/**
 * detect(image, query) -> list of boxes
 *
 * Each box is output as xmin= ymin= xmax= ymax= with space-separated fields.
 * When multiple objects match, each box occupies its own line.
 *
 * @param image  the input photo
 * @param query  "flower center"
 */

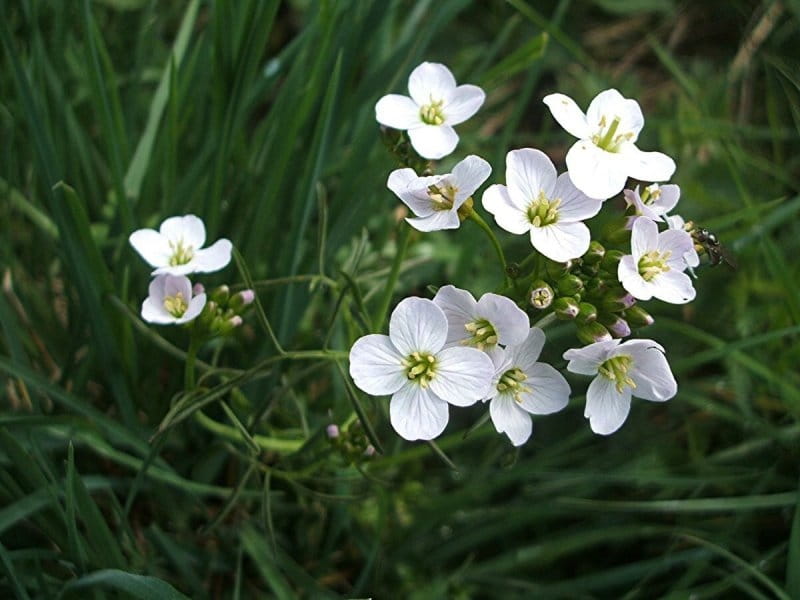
xmin=527 ymin=191 xmax=561 ymax=227
xmin=427 ymin=183 xmax=458 ymax=211
xmin=640 ymin=184 xmax=660 ymax=206
xmin=463 ymin=318 xmax=498 ymax=350
xmin=168 ymin=239 xmax=195 ymax=266
xmin=598 ymin=354 xmax=636 ymax=394
xmin=496 ymin=367 xmax=530 ymax=403
xmin=402 ymin=351 xmax=437 ymax=388
xmin=163 ymin=292 xmax=188 ymax=317
xmin=637 ymin=250 xmax=672 ymax=281
xmin=591 ymin=115 xmax=635 ymax=152
xmin=419 ymin=99 xmax=445 ymax=125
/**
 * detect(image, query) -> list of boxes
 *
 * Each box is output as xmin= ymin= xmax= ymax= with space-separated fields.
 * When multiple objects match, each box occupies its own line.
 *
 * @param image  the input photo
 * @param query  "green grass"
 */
xmin=1 ymin=0 xmax=799 ymax=597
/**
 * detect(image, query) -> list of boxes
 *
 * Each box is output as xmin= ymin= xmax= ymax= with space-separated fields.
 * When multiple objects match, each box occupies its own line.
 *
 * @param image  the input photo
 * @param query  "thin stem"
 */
xmin=193 ymin=410 xmax=304 ymax=453
xmin=372 ymin=222 xmax=411 ymax=331
xmin=184 ymin=331 xmax=200 ymax=390
xmin=532 ymin=312 xmax=557 ymax=330
xmin=467 ymin=207 xmax=511 ymax=287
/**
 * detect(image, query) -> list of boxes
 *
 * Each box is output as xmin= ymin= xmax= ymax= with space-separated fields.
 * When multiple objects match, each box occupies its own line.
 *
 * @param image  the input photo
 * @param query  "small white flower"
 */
xmin=129 ymin=214 xmax=232 ymax=276
xmin=665 ymin=213 xmax=700 ymax=268
xmin=349 ymin=297 xmax=494 ymax=441
xmin=543 ymin=89 xmax=676 ymax=200
xmin=387 ymin=155 xmax=491 ymax=232
xmin=141 ymin=274 xmax=207 ymax=325
xmin=564 ymin=338 xmax=677 ymax=435
xmin=485 ymin=328 xmax=570 ymax=446
xmin=375 ymin=62 xmax=485 ymax=160
xmin=482 ymin=148 xmax=602 ymax=262
xmin=618 ymin=217 xmax=696 ymax=304
xmin=432 ymin=285 xmax=529 ymax=355
xmin=624 ymin=183 xmax=680 ymax=223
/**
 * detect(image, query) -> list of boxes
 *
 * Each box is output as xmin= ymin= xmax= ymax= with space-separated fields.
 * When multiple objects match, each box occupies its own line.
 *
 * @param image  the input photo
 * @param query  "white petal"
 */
xmin=505 ymin=327 xmax=546 ymax=370
xmin=618 ymin=255 xmax=654 ymax=301
xmin=432 ymin=285 xmax=477 ymax=345
xmin=162 ymin=273 xmax=192 ymax=300
xmin=129 ymin=229 xmax=171 ymax=268
xmin=658 ymin=229 xmax=694 ymax=269
xmin=160 ymin=215 xmax=206 ymax=248
xmin=408 ymin=62 xmax=456 ymax=106
xmin=406 ymin=211 xmax=460 ymax=232
xmin=566 ymin=141 xmax=629 ymax=200
xmin=387 ymin=168 xmax=417 ymax=198
xmin=617 ymin=144 xmax=676 ymax=183
xmin=585 ymin=375 xmax=632 ymax=435
xmin=451 ymin=155 xmax=491 ymax=200
xmin=551 ymin=173 xmax=602 ymax=221
xmin=585 ymin=89 xmax=644 ymax=140
xmin=490 ymin=395 xmax=532 ymax=446
xmin=390 ymin=384 xmax=449 ymax=441
xmin=563 ymin=339 xmax=621 ymax=375
xmin=652 ymin=184 xmax=680 ymax=214
xmin=653 ymin=270 xmax=696 ymax=304
xmin=623 ymin=340 xmax=677 ymax=402
xmin=482 ymin=184 xmax=530 ymax=235
xmin=176 ymin=293 xmax=207 ymax=324
xmin=397 ymin=174 xmax=443 ymax=218
xmin=349 ymin=334 xmax=407 ymax=396
xmin=146 ymin=274 xmax=168 ymax=304
xmin=407 ymin=124 xmax=459 ymax=160
xmin=518 ymin=363 xmax=571 ymax=415
xmin=631 ymin=216 xmax=658 ymax=260
xmin=530 ymin=222 xmax=590 ymax=262
xmin=624 ymin=187 xmax=662 ymax=221
xmin=389 ymin=297 xmax=447 ymax=356
xmin=430 ymin=346 xmax=494 ymax=406
xmin=542 ymin=93 xmax=591 ymax=139
xmin=506 ymin=148 xmax=557 ymax=208
xmin=141 ymin=297 xmax=173 ymax=324
xmin=444 ymin=84 xmax=485 ymax=125
xmin=475 ymin=293 xmax=529 ymax=347
xmin=190 ymin=239 xmax=232 ymax=273
xmin=375 ymin=94 xmax=421 ymax=130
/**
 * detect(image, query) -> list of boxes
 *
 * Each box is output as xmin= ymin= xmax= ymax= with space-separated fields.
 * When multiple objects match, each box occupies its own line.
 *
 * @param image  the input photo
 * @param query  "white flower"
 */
xmin=624 ymin=183 xmax=680 ymax=223
xmin=141 ymin=274 xmax=207 ymax=325
xmin=618 ymin=217 xmax=696 ymax=304
xmin=387 ymin=155 xmax=491 ymax=232
xmin=432 ymin=285 xmax=529 ymax=355
xmin=564 ymin=338 xmax=677 ymax=435
xmin=665 ymin=214 xmax=700 ymax=268
xmin=543 ymin=89 xmax=676 ymax=200
xmin=349 ymin=297 xmax=494 ymax=441
xmin=485 ymin=328 xmax=570 ymax=446
xmin=375 ymin=62 xmax=485 ymax=160
xmin=129 ymin=215 xmax=232 ymax=276
xmin=482 ymin=148 xmax=602 ymax=262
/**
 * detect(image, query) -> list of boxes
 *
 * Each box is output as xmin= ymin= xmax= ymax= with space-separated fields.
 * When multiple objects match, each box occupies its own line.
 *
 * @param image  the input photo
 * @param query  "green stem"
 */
xmin=372 ymin=222 xmax=411 ymax=331
xmin=193 ymin=410 xmax=304 ymax=453
xmin=184 ymin=332 xmax=200 ymax=390
xmin=467 ymin=208 xmax=511 ymax=287
xmin=532 ymin=312 xmax=557 ymax=330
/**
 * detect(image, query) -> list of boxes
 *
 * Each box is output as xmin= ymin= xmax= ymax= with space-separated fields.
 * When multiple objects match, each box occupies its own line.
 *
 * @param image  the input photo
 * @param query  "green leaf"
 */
xmin=60 ymin=569 xmax=190 ymax=599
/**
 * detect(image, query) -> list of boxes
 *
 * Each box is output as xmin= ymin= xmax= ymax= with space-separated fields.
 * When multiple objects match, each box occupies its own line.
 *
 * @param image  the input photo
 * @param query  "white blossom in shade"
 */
xmin=624 ymin=183 xmax=680 ymax=223
xmin=141 ymin=274 xmax=207 ymax=325
xmin=482 ymin=148 xmax=602 ymax=262
xmin=129 ymin=214 xmax=232 ymax=276
xmin=665 ymin=214 xmax=700 ymax=268
xmin=348 ymin=297 xmax=494 ymax=441
xmin=432 ymin=285 xmax=530 ymax=355
xmin=387 ymin=155 xmax=491 ymax=232
xmin=543 ymin=89 xmax=676 ymax=200
xmin=564 ymin=338 xmax=677 ymax=435
xmin=375 ymin=62 xmax=485 ymax=160
xmin=618 ymin=217 xmax=696 ymax=304
xmin=485 ymin=328 xmax=570 ymax=446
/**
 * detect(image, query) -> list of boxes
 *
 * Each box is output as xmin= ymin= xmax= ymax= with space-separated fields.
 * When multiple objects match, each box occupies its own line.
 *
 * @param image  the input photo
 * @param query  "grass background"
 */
xmin=1 ymin=0 xmax=799 ymax=597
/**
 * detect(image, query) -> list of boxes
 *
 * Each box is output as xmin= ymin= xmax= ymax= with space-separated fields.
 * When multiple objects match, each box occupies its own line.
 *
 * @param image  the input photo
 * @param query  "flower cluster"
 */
xmin=351 ymin=62 xmax=714 ymax=444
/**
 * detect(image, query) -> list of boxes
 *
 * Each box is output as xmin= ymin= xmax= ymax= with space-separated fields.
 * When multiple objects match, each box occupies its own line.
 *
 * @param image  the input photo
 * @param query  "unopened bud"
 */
xmin=326 ymin=424 xmax=340 ymax=439
xmin=229 ymin=289 xmax=256 ymax=312
xmin=199 ymin=300 xmax=218 ymax=327
xmin=600 ymin=249 xmax=624 ymax=271
xmin=364 ymin=444 xmax=376 ymax=457
xmin=556 ymin=274 xmax=584 ymax=296
xmin=553 ymin=297 xmax=580 ymax=320
xmin=582 ymin=241 xmax=605 ymax=265
xmin=529 ymin=280 xmax=554 ymax=309
xmin=192 ymin=282 xmax=205 ymax=296
xmin=210 ymin=285 xmax=230 ymax=304
xmin=576 ymin=321 xmax=612 ymax=345
xmin=624 ymin=305 xmax=655 ymax=328
xmin=601 ymin=314 xmax=631 ymax=338
xmin=576 ymin=302 xmax=598 ymax=324
xmin=601 ymin=291 xmax=636 ymax=312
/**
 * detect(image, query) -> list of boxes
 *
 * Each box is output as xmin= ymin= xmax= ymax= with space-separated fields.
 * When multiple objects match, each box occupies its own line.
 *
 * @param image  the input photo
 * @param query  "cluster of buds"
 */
xmin=528 ymin=241 xmax=654 ymax=344
xmin=326 ymin=421 xmax=376 ymax=464
xmin=195 ymin=285 xmax=255 ymax=337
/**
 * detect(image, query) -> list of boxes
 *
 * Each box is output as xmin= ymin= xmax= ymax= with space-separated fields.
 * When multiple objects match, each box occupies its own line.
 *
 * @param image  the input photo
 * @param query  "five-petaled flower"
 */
xmin=387 ymin=155 xmax=491 ymax=232
xmin=564 ymin=338 xmax=677 ymax=435
xmin=485 ymin=328 xmax=571 ymax=446
xmin=348 ymin=297 xmax=494 ymax=441
xmin=141 ymin=274 xmax=207 ymax=325
xmin=618 ymin=217 xmax=696 ymax=304
xmin=624 ymin=183 xmax=680 ymax=225
xmin=482 ymin=148 xmax=602 ymax=262
xmin=129 ymin=214 xmax=232 ymax=276
xmin=375 ymin=62 xmax=485 ymax=160
xmin=543 ymin=89 xmax=676 ymax=200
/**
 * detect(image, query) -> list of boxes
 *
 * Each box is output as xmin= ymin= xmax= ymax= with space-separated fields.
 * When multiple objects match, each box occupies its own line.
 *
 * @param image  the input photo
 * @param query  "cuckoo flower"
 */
xmin=141 ymin=274 xmax=207 ymax=325
xmin=624 ymin=183 xmax=680 ymax=224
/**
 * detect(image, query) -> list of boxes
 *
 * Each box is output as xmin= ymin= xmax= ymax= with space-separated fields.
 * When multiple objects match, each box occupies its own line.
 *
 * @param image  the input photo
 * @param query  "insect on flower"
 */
xmin=690 ymin=225 xmax=737 ymax=269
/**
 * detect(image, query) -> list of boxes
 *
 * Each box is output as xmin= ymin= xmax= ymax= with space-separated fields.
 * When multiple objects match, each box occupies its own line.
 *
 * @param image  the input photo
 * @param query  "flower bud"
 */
xmin=600 ymin=314 xmax=631 ymax=339
xmin=198 ymin=300 xmax=218 ymax=328
xmin=575 ymin=302 xmax=598 ymax=324
xmin=600 ymin=291 xmax=636 ymax=312
xmin=553 ymin=297 xmax=580 ymax=320
xmin=600 ymin=249 xmax=624 ymax=271
xmin=545 ymin=259 xmax=571 ymax=279
xmin=210 ymin=285 xmax=230 ymax=304
xmin=229 ymin=289 xmax=256 ymax=312
xmin=192 ymin=282 xmax=205 ymax=296
xmin=624 ymin=305 xmax=655 ymax=328
xmin=364 ymin=444 xmax=376 ymax=457
xmin=326 ymin=424 xmax=340 ymax=439
xmin=576 ymin=321 xmax=612 ymax=345
xmin=529 ymin=280 xmax=554 ymax=309
xmin=556 ymin=274 xmax=584 ymax=296
xmin=582 ymin=241 xmax=605 ymax=265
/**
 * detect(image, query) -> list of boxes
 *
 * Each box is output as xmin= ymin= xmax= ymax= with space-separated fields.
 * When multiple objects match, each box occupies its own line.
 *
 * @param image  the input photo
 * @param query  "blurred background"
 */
xmin=1 ymin=0 xmax=799 ymax=597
